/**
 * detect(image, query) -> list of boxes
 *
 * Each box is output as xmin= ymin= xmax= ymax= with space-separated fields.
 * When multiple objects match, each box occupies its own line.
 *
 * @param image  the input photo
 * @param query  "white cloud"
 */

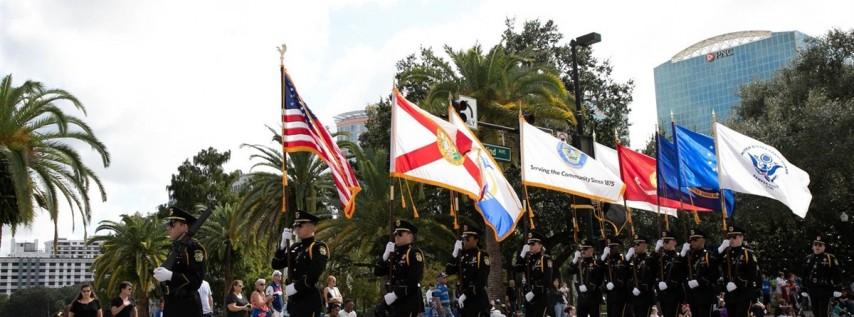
xmin=1 ymin=0 xmax=852 ymax=254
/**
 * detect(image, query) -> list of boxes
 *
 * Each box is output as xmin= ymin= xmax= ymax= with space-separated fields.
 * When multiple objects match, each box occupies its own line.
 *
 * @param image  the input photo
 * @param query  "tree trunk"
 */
xmin=486 ymin=231 xmax=505 ymax=302
xmin=224 ymin=242 xmax=234 ymax=306
xmin=138 ymin=294 xmax=150 ymax=317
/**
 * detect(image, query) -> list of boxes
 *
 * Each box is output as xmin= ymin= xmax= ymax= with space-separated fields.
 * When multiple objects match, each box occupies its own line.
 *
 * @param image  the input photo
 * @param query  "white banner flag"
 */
xmin=593 ymin=142 xmax=678 ymax=217
xmin=714 ymin=122 xmax=812 ymax=218
xmin=520 ymin=117 xmax=624 ymax=202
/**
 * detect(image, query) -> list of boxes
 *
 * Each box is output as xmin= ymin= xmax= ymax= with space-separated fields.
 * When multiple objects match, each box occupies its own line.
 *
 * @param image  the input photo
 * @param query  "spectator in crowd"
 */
xmin=226 ymin=280 xmax=251 ymax=317
xmin=650 ymin=305 xmax=660 ymax=317
xmin=110 ymin=281 xmax=138 ymax=317
xmin=566 ymin=305 xmax=576 ymax=317
xmin=197 ymin=280 xmax=213 ymax=317
xmin=677 ymin=304 xmax=691 ymax=317
xmin=251 ymin=279 xmax=270 ymax=317
xmin=553 ymin=278 xmax=568 ymax=317
xmin=340 ymin=299 xmax=357 ymax=317
xmin=762 ymin=275 xmax=772 ymax=305
xmin=425 ymin=283 xmax=435 ymax=317
xmin=265 ymin=271 xmax=285 ymax=317
xmin=324 ymin=275 xmax=344 ymax=312
xmin=432 ymin=273 xmax=452 ymax=317
xmin=750 ymin=302 xmax=766 ymax=317
xmin=714 ymin=297 xmax=728 ymax=317
xmin=505 ymin=280 xmax=517 ymax=315
xmin=69 ymin=283 xmax=102 ymax=317
xmin=327 ymin=303 xmax=341 ymax=317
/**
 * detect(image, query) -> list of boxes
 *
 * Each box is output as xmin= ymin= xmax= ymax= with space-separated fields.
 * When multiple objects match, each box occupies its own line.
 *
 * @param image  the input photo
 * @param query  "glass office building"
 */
xmin=654 ymin=31 xmax=810 ymax=135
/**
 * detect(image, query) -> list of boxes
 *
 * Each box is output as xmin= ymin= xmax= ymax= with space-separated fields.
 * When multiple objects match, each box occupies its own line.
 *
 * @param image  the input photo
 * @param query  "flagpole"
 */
xmin=671 ymin=113 xmax=691 ymax=240
xmin=653 ymin=125 xmax=663 ymax=234
xmin=278 ymin=44 xmax=289 ymax=215
xmin=613 ymin=129 xmax=635 ymax=237
xmin=711 ymin=111 xmax=728 ymax=234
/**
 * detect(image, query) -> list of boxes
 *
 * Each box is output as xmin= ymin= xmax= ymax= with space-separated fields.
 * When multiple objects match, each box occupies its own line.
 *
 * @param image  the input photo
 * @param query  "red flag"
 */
xmin=617 ymin=145 xmax=710 ymax=211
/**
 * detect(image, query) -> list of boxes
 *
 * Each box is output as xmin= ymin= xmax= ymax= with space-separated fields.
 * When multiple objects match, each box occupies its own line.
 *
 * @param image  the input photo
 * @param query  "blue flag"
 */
xmin=672 ymin=124 xmax=735 ymax=216
xmin=657 ymin=133 xmax=734 ymax=216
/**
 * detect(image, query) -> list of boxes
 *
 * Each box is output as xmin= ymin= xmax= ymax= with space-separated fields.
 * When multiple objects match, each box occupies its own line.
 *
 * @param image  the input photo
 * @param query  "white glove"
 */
xmin=579 ymin=285 xmax=588 ymax=293
xmin=632 ymin=288 xmax=641 ymax=296
xmin=285 ymin=283 xmax=297 ymax=296
xmin=384 ymin=292 xmax=397 ymax=305
xmin=655 ymin=239 xmax=664 ymax=252
xmin=625 ymin=248 xmax=636 ymax=261
xmin=833 ymin=291 xmax=842 ymax=298
xmin=525 ymin=292 xmax=535 ymax=302
xmin=718 ymin=239 xmax=730 ymax=254
xmin=452 ymin=240 xmax=463 ymax=258
xmin=458 ymin=294 xmax=466 ymax=308
xmin=680 ymin=243 xmax=690 ymax=257
xmin=571 ymin=251 xmax=581 ymax=264
xmin=606 ymin=282 xmax=614 ymax=291
xmin=801 ymin=292 xmax=809 ymax=298
xmin=520 ymin=244 xmax=531 ymax=258
xmin=600 ymin=247 xmax=611 ymax=261
xmin=726 ymin=282 xmax=737 ymax=292
xmin=658 ymin=281 xmax=668 ymax=291
xmin=688 ymin=280 xmax=699 ymax=289
xmin=153 ymin=267 xmax=173 ymax=282
xmin=280 ymin=228 xmax=293 ymax=249
xmin=382 ymin=242 xmax=395 ymax=261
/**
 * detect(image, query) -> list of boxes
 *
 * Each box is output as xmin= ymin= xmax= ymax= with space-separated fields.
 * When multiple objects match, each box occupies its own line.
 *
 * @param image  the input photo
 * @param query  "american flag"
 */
xmin=282 ymin=73 xmax=361 ymax=218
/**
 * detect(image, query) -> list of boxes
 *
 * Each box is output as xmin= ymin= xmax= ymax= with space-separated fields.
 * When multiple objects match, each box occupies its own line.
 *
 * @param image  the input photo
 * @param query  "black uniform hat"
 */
xmin=393 ymin=219 xmax=418 ymax=234
xmin=606 ymin=235 xmax=622 ymax=246
xmin=166 ymin=207 xmax=197 ymax=226
xmin=688 ymin=228 xmax=707 ymax=240
xmin=526 ymin=232 xmax=546 ymax=244
xmin=461 ymin=224 xmax=482 ymax=239
xmin=578 ymin=238 xmax=594 ymax=249
xmin=660 ymin=230 xmax=676 ymax=241
xmin=293 ymin=210 xmax=320 ymax=226
xmin=726 ymin=225 xmax=745 ymax=237
xmin=812 ymin=234 xmax=827 ymax=245
xmin=633 ymin=234 xmax=650 ymax=245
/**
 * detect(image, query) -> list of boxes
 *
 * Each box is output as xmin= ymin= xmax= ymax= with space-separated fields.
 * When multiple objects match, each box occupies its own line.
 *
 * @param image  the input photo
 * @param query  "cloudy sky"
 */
xmin=1 ymin=0 xmax=852 ymax=254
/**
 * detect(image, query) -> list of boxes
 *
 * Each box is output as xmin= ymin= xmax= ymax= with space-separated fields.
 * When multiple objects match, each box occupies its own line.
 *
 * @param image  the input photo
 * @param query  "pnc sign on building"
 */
xmin=705 ymin=48 xmax=734 ymax=62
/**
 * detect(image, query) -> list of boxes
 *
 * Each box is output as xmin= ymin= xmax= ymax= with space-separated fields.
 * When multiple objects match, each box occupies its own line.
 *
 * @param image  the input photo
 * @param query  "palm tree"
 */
xmin=89 ymin=213 xmax=169 ymax=317
xmin=398 ymin=44 xmax=575 ymax=301
xmin=0 ymin=74 xmax=110 ymax=251
xmin=196 ymin=202 xmax=250 ymax=301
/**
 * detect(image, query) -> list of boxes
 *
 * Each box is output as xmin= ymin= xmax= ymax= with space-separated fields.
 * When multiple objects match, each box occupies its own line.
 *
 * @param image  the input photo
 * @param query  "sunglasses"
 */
xmin=394 ymin=231 xmax=406 ymax=237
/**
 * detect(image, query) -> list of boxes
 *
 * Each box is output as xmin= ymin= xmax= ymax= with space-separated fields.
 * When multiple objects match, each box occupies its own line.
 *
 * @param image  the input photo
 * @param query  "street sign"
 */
xmin=456 ymin=95 xmax=477 ymax=130
xmin=484 ymin=143 xmax=511 ymax=162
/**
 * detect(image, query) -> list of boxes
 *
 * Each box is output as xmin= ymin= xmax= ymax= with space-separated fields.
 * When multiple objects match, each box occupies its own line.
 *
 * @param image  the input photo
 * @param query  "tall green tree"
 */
xmin=165 ymin=147 xmax=241 ymax=212
xmin=0 ymin=74 xmax=110 ymax=252
xmin=728 ymin=29 xmax=854 ymax=274
xmin=89 ymin=213 xmax=170 ymax=317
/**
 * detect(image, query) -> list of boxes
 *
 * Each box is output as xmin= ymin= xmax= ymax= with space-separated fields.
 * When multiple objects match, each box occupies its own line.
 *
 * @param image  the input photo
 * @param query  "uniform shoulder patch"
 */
xmin=194 ymin=249 xmax=205 ymax=262
xmin=483 ymin=254 xmax=490 ymax=266
xmin=319 ymin=243 xmax=328 ymax=256
xmin=415 ymin=250 xmax=423 ymax=262
xmin=547 ymin=259 xmax=553 ymax=268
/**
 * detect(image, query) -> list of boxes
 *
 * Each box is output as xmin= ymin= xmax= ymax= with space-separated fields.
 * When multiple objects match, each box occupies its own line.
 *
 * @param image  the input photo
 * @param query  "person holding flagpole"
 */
xmin=374 ymin=220 xmax=425 ymax=317
xmin=601 ymin=236 xmax=630 ymax=317
xmin=445 ymin=224 xmax=490 ymax=317
xmin=627 ymin=234 xmax=657 ymax=317
xmin=271 ymin=211 xmax=329 ymax=317
xmin=683 ymin=228 xmax=720 ymax=317
xmin=652 ymin=231 xmax=686 ymax=317
xmin=514 ymin=232 xmax=553 ymax=317
xmin=800 ymin=234 xmax=844 ymax=317
xmin=716 ymin=225 xmax=761 ymax=317
xmin=566 ymin=239 xmax=604 ymax=317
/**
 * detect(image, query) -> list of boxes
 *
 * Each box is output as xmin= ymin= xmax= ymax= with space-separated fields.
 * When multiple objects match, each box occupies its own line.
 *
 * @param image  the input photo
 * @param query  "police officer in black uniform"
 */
xmin=374 ymin=220 xmax=424 ymax=317
xmin=514 ymin=232 xmax=553 ymax=317
xmin=567 ymin=239 xmax=605 ymax=317
xmin=601 ymin=236 xmax=631 ymax=317
xmin=154 ymin=207 xmax=207 ymax=317
xmin=627 ymin=234 xmax=656 ymax=317
xmin=271 ymin=211 xmax=329 ymax=317
xmin=446 ymin=224 xmax=490 ymax=317
xmin=652 ymin=231 xmax=686 ymax=317
xmin=716 ymin=225 xmax=761 ymax=317
xmin=801 ymin=234 xmax=844 ymax=317
xmin=683 ymin=228 xmax=720 ymax=317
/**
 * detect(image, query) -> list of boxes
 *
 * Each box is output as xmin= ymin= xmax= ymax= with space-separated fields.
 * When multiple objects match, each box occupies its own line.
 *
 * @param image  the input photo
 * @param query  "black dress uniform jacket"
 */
xmin=628 ymin=252 xmax=657 ymax=317
xmin=685 ymin=248 xmax=720 ymax=317
xmin=720 ymin=246 xmax=761 ymax=317
xmin=162 ymin=237 xmax=206 ymax=317
xmin=802 ymin=252 xmax=844 ymax=317
xmin=446 ymin=248 xmax=490 ymax=317
xmin=566 ymin=256 xmax=605 ymax=317
xmin=603 ymin=253 xmax=631 ymax=317
xmin=374 ymin=243 xmax=424 ymax=317
xmin=272 ymin=236 xmax=329 ymax=317
xmin=514 ymin=251 xmax=553 ymax=317
xmin=653 ymin=249 xmax=687 ymax=317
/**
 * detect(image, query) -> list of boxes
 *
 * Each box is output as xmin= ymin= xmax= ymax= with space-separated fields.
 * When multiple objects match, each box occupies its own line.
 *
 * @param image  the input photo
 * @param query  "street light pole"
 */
xmin=570 ymin=32 xmax=601 ymax=244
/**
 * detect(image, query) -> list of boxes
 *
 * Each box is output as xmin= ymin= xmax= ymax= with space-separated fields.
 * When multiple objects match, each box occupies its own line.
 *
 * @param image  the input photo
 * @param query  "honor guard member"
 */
xmin=153 ymin=207 xmax=207 ymax=317
xmin=653 ymin=231 xmax=686 ymax=317
xmin=374 ymin=220 xmax=424 ymax=317
xmin=684 ymin=228 xmax=720 ymax=317
xmin=627 ymin=234 xmax=657 ymax=317
xmin=272 ymin=211 xmax=329 ymax=317
xmin=601 ymin=236 xmax=631 ymax=317
xmin=446 ymin=224 xmax=490 ymax=317
xmin=514 ymin=232 xmax=553 ymax=317
xmin=716 ymin=225 xmax=761 ymax=317
xmin=801 ymin=234 xmax=844 ymax=317
xmin=567 ymin=239 xmax=605 ymax=317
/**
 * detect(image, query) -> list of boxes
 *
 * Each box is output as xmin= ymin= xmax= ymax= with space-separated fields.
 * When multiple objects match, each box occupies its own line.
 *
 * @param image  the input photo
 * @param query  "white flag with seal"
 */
xmin=714 ymin=122 xmax=812 ymax=218
xmin=520 ymin=117 xmax=625 ymax=202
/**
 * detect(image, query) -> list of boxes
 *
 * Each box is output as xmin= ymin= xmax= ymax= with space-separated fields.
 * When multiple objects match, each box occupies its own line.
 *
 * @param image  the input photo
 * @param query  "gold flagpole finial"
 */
xmin=670 ymin=110 xmax=675 ymax=123
xmin=277 ymin=43 xmax=288 ymax=66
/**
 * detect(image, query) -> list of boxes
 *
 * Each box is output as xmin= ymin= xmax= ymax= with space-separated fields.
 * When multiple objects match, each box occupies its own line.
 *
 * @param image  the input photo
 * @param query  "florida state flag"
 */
xmin=617 ymin=144 xmax=710 ymax=212
xmin=389 ymin=89 xmax=482 ymax=199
